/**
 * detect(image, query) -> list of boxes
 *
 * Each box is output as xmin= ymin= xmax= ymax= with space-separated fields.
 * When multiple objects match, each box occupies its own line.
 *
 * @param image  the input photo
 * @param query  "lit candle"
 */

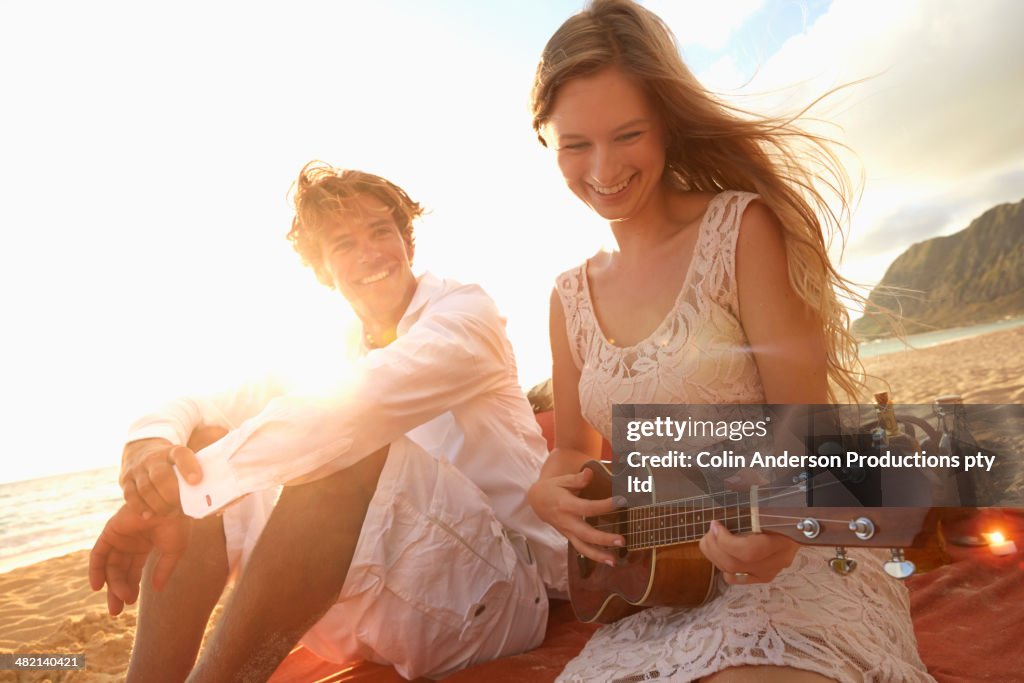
xmin=983 ymin=531 xmax=1018 ymax=556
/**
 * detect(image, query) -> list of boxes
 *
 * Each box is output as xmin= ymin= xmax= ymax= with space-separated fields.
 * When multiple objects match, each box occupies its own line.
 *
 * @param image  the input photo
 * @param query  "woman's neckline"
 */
xmin=580 ymin=192 xmax=726 ymax=352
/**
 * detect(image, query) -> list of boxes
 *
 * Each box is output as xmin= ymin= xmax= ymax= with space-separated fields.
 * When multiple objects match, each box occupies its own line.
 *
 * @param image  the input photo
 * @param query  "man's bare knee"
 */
xmin=283 ymin=445 xmax=390 ymax=499
xmin=188 ymin=515 xmax=228 ymax=564
xmin=146 ymin=514 xmax=227 ymax=587
xmin=186 ymin=451 xmax=391 ymax=682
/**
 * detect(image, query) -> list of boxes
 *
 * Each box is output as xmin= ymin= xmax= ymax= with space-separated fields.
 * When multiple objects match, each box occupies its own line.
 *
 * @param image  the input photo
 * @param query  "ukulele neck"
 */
xmin=625 ymin=486 xmax=761 ymax=552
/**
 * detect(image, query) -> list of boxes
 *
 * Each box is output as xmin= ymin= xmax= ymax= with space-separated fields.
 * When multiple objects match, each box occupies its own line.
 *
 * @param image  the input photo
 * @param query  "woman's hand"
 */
xmin=699 ymin=520 xmax=800 ymax=585
xmin=528 ymin=467 xmax=625 ymax=566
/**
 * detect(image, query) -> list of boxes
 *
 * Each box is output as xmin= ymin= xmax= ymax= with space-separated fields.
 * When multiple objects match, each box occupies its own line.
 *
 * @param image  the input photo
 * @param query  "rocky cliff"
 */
xmin=853 ymin=199 xmax=1024 ymax=338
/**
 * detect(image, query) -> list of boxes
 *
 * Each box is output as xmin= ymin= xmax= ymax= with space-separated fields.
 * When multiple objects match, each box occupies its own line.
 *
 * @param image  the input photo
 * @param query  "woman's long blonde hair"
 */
xmin=531 ymin=0 xmax=866 ymax=401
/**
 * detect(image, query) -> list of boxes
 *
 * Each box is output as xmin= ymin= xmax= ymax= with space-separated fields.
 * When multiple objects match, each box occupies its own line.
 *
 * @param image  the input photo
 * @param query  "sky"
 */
xmin=1 ymin=0 xmax=1022 ymax=484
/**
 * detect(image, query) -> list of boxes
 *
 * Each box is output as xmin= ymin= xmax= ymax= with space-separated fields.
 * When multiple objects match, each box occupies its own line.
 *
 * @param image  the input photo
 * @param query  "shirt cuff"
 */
xmin=127 ymin=423 xmax=189 ymax=447
xmin=174 ymin=446 xmax=246 ymax=518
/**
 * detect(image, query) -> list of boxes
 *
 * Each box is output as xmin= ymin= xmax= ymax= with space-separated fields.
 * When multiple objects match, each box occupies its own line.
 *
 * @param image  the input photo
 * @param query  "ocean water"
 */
xmin=2 ymin=316 xmax=1022 ymax=576
xmin=0 ymin=466 xmax=122 ymax=574
xmin=858 ymin=316 xmax=1024 ymax=358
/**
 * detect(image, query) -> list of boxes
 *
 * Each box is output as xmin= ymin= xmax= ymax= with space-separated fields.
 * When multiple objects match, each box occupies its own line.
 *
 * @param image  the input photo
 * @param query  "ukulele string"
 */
xmin=589 ymin=476 xmax=850 ymax=533
xmin=618 ymin=465 xmax=861 ymax=513
xmin=618 ymin=512 xmax=868 ymax=549
xmin=624 ymin=479 xmax=826 ymax=512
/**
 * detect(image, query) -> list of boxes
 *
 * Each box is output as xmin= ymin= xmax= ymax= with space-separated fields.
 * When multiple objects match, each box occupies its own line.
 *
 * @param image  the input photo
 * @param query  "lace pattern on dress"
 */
xmin=555 ymin=191 xmax=765 ymax=444
xmin=559 ymin=548 xmax=933 ymax=682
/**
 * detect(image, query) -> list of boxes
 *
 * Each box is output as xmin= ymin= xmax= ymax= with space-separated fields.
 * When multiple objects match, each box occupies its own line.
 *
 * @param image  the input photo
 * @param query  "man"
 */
xmin=89 ymin=162 xmax=567 ymax=682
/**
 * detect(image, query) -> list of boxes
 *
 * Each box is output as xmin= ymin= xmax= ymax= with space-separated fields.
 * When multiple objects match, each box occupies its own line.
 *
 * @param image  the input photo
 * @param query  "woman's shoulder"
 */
xmin=664 ymin=189 xmax=759 ymax=234
xmin=554 ymin=262 xmax=584 ymax=295
xmin=734 ymin=196 xmax=790 ymax=307
xmin=554 ymin=250 xmax=608 ymax=293
xmin=697 ymin=191 xmax=767 ymax=244
xmin=711 ymin=189 xmax=762 ymax=217
xmin=733 ymin=195 xmax=783 ymax=246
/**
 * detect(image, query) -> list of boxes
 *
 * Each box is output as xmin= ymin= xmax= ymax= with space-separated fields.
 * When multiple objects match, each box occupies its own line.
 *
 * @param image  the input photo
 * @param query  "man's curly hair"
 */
xmin=287 ymin=161 xmax=423 ymax=288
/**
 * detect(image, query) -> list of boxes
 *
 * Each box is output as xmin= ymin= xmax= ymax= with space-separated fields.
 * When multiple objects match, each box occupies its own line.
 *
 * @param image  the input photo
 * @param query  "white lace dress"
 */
xmin=555 ymin=192 xmax=934 ymax=683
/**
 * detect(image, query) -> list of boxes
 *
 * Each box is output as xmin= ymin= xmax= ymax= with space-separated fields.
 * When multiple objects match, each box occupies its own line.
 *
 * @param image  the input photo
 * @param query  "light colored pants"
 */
xmin=222 ymin=436 xmax=549 ymax=679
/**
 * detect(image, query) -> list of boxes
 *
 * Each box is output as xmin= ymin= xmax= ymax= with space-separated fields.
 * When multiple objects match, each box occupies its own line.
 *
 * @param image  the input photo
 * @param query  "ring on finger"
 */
xmin=733 ymin=571 xmax=751 ymax=581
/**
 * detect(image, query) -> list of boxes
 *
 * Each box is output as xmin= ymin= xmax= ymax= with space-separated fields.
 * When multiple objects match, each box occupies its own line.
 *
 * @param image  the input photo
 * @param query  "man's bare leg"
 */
xmin=125 ymin=426 xmax=231 ymax=683
xmin=125 ymin=515 xmax=229 ymax=683
xmin=188 ymin=446 xmax=389 ymax=682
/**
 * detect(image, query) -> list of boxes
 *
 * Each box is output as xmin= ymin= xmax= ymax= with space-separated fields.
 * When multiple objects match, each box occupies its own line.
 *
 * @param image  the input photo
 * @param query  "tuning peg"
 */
xmin=796 ymin=518 xmax=820 ymax=538
xmin=828 ymin=547 xmax=857 ymax=575
xmin=883 ymin=549 xmax=916 ymax=579
xmin=848 ymin=517 xmax=875 ymax=540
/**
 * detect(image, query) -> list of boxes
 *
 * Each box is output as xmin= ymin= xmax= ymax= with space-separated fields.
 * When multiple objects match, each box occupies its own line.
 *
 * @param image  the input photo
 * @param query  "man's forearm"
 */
xmin=187 ymin=426 xmax=228 ymax=453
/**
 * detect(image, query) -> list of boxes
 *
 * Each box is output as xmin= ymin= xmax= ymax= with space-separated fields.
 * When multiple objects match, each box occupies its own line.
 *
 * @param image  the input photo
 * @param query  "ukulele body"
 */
xmin=569 ymin=460 xmax=718 ymax=623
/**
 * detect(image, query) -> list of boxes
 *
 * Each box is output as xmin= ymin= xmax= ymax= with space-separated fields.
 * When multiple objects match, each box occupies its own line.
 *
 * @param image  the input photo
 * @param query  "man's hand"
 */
xmin=699 ymin=520 xmax=799 ymax=585
xmin=120 ymin=438 xmax=203 ymax=519
xmin=88 ymin=505 xmax=190 ymax=616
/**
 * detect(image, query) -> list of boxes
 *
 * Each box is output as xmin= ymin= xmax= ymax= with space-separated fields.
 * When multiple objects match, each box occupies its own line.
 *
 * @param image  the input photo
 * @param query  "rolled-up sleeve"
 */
xmin=177 ymin=284 xmax=512 ymax=518
xmin=127 ymin=377 xmax=287 ymax=447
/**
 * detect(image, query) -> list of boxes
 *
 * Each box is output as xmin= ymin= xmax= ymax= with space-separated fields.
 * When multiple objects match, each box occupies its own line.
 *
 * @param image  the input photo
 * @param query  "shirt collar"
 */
xmin=398 ymin=271 xmax=442 ymax=333
xmin=357 ymin=271 xmax=443 ymax=353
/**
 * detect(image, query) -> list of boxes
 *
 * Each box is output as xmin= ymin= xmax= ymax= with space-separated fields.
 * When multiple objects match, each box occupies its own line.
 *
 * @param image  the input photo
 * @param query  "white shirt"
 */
xmin=127 ymin=272 xmax=568 ymax=594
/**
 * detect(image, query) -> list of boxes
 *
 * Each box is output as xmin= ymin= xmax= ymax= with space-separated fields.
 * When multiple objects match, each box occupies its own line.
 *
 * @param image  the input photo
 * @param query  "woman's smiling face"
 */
xmin=543 ymin=66 xmax=668 ymax=223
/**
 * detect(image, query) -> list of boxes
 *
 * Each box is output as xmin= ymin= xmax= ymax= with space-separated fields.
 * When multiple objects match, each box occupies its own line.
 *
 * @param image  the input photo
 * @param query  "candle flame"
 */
xmin=983 ymin=531 xmax=1006 ymax=545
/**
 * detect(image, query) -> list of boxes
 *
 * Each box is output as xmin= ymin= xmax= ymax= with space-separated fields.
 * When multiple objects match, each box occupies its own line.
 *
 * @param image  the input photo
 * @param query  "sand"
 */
xmin=1 ymin=326 xmax=1021 ymax=682
xmin=0 ymin=549 xmax=226 ymax=683
xmin=0 ymin=550 xmax=134 ymax=682
xmin=860 ymin=326 xmax=1024 ymax=405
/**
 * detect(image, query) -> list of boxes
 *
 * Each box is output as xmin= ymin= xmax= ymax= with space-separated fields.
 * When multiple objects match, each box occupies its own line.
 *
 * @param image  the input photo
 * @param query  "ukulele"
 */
xmin=569 ymin=459 xmax=950 ymax=623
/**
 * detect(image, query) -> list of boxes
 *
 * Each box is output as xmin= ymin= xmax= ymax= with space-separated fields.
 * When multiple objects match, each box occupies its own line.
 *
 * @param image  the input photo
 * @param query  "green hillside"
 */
xmin=853 ymin=199 xmax=1024 ymax=338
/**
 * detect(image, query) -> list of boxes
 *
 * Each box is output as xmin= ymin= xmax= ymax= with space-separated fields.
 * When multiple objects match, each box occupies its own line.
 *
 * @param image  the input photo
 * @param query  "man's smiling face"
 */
xmin=320 ymin=193 xmax=417 ymax=330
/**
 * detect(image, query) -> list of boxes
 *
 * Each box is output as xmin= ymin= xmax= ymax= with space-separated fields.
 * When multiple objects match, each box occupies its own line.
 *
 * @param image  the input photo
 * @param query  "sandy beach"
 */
xmin=1 ymin=326 xmax=1021 ymax=682
xmin=0 ymin=549 xmax=227 ymax=683
xmin=859 ymin=326 xmax=1024 ymax=405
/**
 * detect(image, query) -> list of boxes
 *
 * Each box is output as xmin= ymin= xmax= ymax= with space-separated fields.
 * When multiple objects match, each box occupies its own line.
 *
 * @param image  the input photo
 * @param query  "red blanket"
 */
xmin=907 ymin=510 xmax=1024 ymax=683
xmin=269 ymin=413 xmax=1024 ymax=682
xmin=269 ymin=546 xmax=1024 ymax=682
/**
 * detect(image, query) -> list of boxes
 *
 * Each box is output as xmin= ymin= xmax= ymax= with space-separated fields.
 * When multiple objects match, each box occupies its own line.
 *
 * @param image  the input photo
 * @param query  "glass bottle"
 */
xmin=873 ymin=391 xmax=920 ymax=452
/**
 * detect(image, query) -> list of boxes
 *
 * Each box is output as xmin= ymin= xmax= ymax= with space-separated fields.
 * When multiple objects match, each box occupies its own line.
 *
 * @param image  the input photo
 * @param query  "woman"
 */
xmin=526 ymin=1 xmax=933 ymax=681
